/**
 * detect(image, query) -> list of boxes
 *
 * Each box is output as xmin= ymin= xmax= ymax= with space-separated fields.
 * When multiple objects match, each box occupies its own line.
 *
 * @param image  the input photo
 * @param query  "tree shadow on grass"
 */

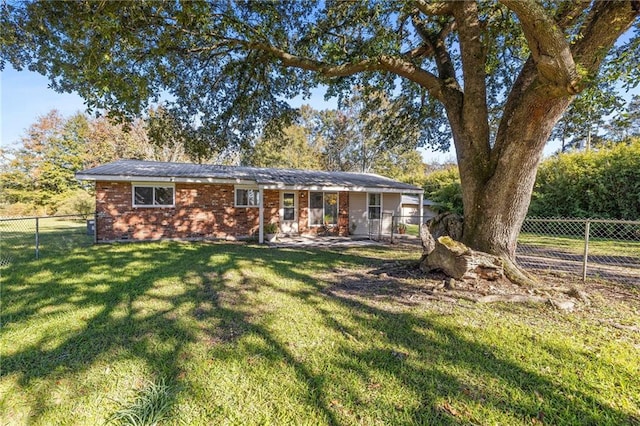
xmin=1 ymin=242 xmax=210 ymax=423
xmin=202 ymin=246 xmax=638 ymax=425
xmin=0 ymin=241 xmax=637 ymax=424
xmin=0 ymin=242 xmax=374 ymax=424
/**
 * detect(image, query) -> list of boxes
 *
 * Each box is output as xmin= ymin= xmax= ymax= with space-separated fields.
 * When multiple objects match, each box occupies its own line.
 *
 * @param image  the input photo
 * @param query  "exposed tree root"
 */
xmin=599 ymin=320 xmax=640 ymax=333
xmin=477 ymin=294 xmax=548 ymax=304
xmin=501 ymin=256 xmax=539 ymax=287
xmin=476 ymin=294 xmax=576 ymax=311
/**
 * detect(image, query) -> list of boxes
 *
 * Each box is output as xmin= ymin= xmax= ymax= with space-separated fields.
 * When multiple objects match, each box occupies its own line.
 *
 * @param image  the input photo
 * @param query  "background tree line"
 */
xmin=0 ymin=99 xmax=430 ymax=217
xmin=425 ymin=137 xmax=640 ymax=221
xmin=0 ymin=109 xmax=202 ymax=216
xmin=2 ymin=90 xmax=637 ymax=219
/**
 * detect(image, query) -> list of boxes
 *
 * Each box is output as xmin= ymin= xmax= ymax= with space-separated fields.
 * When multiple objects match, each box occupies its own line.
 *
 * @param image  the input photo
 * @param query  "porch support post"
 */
xmin=259 ymin=186 xmax=264 ymax=244
xmin=418 ymin=192 xmax=424 ymax=234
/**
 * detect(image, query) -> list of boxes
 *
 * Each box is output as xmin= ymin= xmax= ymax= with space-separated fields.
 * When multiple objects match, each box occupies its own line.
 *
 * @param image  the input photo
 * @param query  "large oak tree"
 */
xmin=2 ymin=0 xmax=638 ymax=282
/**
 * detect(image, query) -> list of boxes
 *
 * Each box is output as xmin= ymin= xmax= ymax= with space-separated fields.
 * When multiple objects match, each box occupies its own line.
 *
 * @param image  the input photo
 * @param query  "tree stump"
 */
xmin=420 ymin=236 xmax=504 ymax=281
xmin=421 ymin=212 xmax=463 ymax=257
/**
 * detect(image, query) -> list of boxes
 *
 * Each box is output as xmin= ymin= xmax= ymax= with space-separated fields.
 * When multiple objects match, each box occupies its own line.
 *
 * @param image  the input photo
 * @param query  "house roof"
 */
xmin=401 ymin=195 xmax=437 ymax=206
xmin=76 ymin=159 xmax=423 ymax=193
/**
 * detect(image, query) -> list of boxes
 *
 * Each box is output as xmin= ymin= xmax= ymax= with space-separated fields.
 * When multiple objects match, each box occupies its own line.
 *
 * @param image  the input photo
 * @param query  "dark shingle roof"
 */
xmin=77 ymin=159 xmax=422 ymax=192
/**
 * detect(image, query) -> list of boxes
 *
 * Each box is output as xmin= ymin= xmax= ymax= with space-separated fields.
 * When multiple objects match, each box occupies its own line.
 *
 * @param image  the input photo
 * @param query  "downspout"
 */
xmin=259 ymin=186 xmax=264 ymax=244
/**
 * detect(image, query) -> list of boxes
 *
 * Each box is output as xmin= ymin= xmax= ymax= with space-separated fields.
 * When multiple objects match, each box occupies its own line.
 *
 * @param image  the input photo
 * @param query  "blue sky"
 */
xmin=1 ymin=67 xmax=88 ymax=147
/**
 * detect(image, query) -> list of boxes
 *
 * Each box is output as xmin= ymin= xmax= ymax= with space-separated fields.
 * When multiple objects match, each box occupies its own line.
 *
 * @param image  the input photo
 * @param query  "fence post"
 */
xmin=390 ymin=215 xmax=395 ymax=243
xmin=35 ymin=216 xmax=40 ymax=260
xmin=582 ymin=219 xmax=590 ymax=282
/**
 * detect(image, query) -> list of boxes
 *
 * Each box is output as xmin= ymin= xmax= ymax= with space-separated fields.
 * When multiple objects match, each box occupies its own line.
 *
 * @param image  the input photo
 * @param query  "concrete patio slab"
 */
xmin=267 ymin=235 xmax=384 ymax=248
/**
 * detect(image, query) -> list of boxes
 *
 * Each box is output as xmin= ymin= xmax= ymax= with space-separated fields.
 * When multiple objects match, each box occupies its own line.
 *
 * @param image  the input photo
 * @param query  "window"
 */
xmin=310 ymin=192 xmax=338 ymax=226
xmin=283 ymin=192 xmax=295 ymax=221
xmin=235 ymin=188 xmax=260 ymax=207
xmin=368 ymin=193 xmax=381 ymax=219
xmin=133 ymin=184 xmax=175 ymax=207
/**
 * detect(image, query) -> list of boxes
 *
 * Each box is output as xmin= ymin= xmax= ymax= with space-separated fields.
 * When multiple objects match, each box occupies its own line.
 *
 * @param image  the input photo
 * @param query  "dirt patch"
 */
xmin=322 ymin=260 xmax=640 ymax=313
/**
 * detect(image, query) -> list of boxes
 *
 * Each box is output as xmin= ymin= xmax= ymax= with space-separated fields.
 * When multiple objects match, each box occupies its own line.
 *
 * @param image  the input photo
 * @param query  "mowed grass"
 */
xmin=1 ymin=241 xmax=639 ymax=425
xmin=519 ymin=232 xmax=640 ymax=258
xmin=0 ymin=217 xmax=93 ymax=264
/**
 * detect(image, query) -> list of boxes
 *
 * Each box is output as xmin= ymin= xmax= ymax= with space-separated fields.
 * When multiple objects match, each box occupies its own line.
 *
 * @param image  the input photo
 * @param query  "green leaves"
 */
xmin=529 ymin=139 xmax=640 ymax=219
xmin=423 ymin=166 xmax=463 ymax=215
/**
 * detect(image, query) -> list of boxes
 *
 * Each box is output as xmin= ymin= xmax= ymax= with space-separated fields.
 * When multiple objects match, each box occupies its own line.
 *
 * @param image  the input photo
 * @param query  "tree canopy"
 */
xmin=2 ymin=0 xmax=638 ymax=281
xmin=0 ymin=109 xmax=201 ymax=216
xmin=9 ymin=1 xmax=636 ymax=153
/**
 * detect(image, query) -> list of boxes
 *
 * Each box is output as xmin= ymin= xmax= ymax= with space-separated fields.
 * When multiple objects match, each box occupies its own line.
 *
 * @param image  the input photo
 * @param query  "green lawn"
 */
xmin=1 ymin=241 xmax=639 ymax=425
xmin=0 ymin=217 xmax=93 ymax=264
xmin=518 ymin=232 xmax=640 ymax=258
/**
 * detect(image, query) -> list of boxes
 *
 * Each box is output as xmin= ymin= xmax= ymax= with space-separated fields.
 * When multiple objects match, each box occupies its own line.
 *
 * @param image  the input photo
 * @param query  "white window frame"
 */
xmin=235 ymin=186 xmax=261 ymax=207
xmin=308 ymin=191 xmax=339 ymax=227
xmin=132 ymin=183 xmax=175 ymax=208
xmin=367 ymin=192 xmax=382 ymax=220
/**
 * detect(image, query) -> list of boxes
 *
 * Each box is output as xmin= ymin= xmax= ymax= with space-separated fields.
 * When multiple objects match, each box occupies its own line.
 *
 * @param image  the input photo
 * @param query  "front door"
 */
xmin=280 ymin=191 xmax=298 ymax=235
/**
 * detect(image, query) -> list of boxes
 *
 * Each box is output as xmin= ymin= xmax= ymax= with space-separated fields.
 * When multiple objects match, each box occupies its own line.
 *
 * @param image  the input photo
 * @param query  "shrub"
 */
xmin=529 ymin=138 xmax=640 ymax=219
xmin=264 ymin=222 xmax=279 ymax=234
xmin=0 ymin=202 xmax=40 ymax=218
xmin=53 ymin=189 xmax=96 ymax=218
xmin=423 ymin=166 xmax=463 ymax=215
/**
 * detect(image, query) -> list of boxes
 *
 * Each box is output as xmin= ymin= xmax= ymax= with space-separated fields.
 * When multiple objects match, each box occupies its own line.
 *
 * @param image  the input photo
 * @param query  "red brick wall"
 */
xmin=95 ymin=182 xmax=281 ymax=242
xmin=298 ymin=191 xmax=309 ymax=234
xmin=263 ymin=189 xmax=279 ymax=226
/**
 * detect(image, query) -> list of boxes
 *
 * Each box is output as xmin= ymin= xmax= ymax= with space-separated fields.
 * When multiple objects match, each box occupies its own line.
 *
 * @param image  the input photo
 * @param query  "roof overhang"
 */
xmin=259 ymin=184 xmax=422 ymax=194
xmin=76 ymin=174 xmax=423 ymax=194
xmin=75 ymin=174 xmax=256 ymax=185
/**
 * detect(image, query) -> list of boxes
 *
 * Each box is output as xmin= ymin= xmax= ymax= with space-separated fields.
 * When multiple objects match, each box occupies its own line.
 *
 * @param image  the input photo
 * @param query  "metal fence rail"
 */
xmin=371 ymin=213 xmax=435 ymax=241
xmin=382 ymin=214 xmax=639 ymax=285
xmin=0 ymin=214 xmax=95 ymax=266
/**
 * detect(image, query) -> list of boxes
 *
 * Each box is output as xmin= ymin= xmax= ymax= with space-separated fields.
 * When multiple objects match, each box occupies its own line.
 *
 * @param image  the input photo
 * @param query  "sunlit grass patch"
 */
xmin=1 ymin=241 xmax=638 ymax=425
xmin=518 ymin=232 xmax=640 ymax=258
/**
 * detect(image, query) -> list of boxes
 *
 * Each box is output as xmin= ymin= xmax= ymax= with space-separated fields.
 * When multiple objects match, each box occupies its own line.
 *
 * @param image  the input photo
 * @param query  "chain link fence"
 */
xmin=370 ymin=213 xmax=434 ymax=241
xmin=2 ymin=213 xmax=638 ymax=285
xmin=517 ymin=218 xmax=639 ymax=285
xmin=381 ymin=214 xmax=639 ymax=285
xmin=0 ymin=214 xmax=96 ymax=266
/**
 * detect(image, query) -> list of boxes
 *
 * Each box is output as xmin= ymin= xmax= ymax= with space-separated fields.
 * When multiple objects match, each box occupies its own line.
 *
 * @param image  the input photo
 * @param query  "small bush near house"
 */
xmin=53 ymin=189 xmax=96 ymax=218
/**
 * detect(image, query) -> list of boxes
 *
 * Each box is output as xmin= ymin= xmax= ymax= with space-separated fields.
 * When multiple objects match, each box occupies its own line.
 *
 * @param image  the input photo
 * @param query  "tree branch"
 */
xmin=554 ymin=0 xmax=592 ymax=29
xmin=248 ymin=42 xmax=448 ymax=101
xmin=414 ymin=0 xmax=453 ymax=16
xmin=411 ymin=12 xmax=458 ymax=91
xmin=500 ymin=0 xmax=580 ymax=95
xmin=451 ymin=1 xmax=490 ymax=154
xmin=378 ymin=55 xmax=447 ymax=101
xmin=571 ymin=1 xmax=640 ymax=75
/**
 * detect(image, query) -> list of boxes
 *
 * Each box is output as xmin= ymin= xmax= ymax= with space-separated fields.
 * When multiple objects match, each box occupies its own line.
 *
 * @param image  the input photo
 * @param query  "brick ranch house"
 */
xmin=76 ymin=159 xmax=424 ymax=244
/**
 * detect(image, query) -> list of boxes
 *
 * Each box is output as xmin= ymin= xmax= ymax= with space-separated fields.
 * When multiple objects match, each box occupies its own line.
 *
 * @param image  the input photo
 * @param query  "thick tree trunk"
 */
xmin=447 ymin=87 xmax=573 ymax=285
